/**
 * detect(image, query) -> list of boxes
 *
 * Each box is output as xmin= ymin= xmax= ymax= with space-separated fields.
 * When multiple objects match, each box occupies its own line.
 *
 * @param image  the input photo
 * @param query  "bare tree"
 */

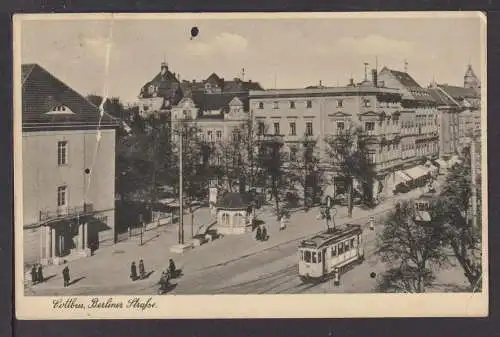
xmin=376 ymin=200 xmax=449 ymax=293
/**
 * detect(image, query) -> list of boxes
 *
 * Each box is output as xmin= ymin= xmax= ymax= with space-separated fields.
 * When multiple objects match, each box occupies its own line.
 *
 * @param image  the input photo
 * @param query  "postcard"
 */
xmin=14 ymin=11 xmax=488 ymax=319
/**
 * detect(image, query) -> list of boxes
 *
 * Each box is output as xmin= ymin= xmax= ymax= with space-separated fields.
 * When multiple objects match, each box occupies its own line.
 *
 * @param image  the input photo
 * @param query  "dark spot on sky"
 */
xmin=85 ymin=168 xmax=91 ymax=174
xmin=370 ymin=272 xmax=376 ymax=278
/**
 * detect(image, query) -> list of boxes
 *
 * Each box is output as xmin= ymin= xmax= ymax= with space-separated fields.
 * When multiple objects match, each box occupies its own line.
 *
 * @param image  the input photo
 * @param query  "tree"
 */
xmin=213 ymin=130 xmax=247 ymax=193
xmin=437 ymin=147 xmax=482 ymax=290
xmin=286 ymin=135 xmax=322 ymax=209
xmin=376 ymin=200 xmax=449 ymax=293
xmin=257 ymin=135 xmax=288 ymax=220
xmin=324 ymin=126 xmax=377 ymax=217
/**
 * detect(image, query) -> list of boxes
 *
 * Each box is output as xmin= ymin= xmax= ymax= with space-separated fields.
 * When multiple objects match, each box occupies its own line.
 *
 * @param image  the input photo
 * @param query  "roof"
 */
xmin=379 ymin=67 xmax=436 ymax=103
xmin=249 ymin=86 xmax=401 ymax=99
xmin=428 ymin=88 xmax=458 ymax=107
xmin=299 ymin=224 xmax=362 ymax=249
xmin=22 ymin=63 xmax=118 ymax=131
xmin=216 ymin=192 xmax=252 ymax=209
xmin=191 ymin=91 xmax=249 ymax=113
xmin=437 ymin=84 xmax=479 ymax=100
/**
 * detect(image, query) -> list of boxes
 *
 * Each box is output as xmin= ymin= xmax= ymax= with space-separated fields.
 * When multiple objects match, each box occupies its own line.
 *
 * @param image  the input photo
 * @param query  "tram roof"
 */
xmin=299 ymin=224 xmax=362 ymax=249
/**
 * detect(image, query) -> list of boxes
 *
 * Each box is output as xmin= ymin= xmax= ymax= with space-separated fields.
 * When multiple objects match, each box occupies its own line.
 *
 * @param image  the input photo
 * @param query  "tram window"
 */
xmin=304 ymin=250 xmax=311 ymax=263
xmin=351 ymin=238 xmax=356 ymax=248
xmin=300 ymin=251 xmax=303 ymax=260
xmin=318 ymin=251 xmax=322 ymax=263
xmin=338 ymin=244 xmax=344 ymax=254
xmin=345 ymin=241 xmax=350 ymax=251
xmin=331 ymin=245 xmax=337 ymax=256
xmin=312 ymin=252 xmax=317 ymax=263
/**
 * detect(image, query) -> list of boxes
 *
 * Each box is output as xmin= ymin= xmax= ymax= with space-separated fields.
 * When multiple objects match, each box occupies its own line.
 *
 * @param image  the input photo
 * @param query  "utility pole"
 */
xmin=179 ymin=123 xmax=184 ymax=244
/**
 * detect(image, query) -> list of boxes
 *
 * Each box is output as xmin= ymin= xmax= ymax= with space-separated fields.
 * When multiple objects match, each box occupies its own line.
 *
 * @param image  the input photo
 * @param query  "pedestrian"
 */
xmin=130 ymin=261 xmax=137 ymax=281
xmin=169 ymin=258 xmax=176 ymax=276
xmin=262 ymin=225 xmax=268 ymax=241
xmin=31 ymin=264 xmax=38 ymax=285
xmin=256 ymin=225 xmax=262 ymax=241
xmin=279 ymin=216 xmax=287 ymax=231
xmin=333 ymin=267 xmax=340 ymax=287
xmin=139 ymin=259 xmax=146 ymax=279
xmin=62 ymin=265 xmax=70 ymax=287
xmin=37 ymin=264 xmax=44 ymax=283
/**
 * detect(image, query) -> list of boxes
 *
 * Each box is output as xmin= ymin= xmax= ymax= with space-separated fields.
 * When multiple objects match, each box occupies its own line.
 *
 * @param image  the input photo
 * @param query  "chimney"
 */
xmin=319 ymin=80 xmax=322 ymax=87
xmin=192 ymin=79 xmax=196 ymax=84
xmin=371 ymin=69 xmax=378 ymax=87
xmin=349 ymin=78 xmax=354 ymax=86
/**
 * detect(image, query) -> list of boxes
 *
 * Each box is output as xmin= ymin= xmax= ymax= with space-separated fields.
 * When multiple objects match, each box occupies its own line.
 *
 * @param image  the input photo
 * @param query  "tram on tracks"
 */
xmin=298 ymin=224 xmax=364 ymax=283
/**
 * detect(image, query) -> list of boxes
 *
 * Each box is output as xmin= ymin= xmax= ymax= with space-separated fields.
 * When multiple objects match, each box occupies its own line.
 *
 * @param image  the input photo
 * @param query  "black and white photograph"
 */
xmin=14 ymin=12 xmax=487 ymax=318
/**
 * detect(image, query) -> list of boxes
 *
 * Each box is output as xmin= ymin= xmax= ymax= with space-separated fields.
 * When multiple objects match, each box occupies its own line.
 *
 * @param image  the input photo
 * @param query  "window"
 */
xmin=304 ymin=250 xmax=311 ymax=263
xmin=345 ymin=240 xmax=350 ymax=251
xmin=306 ymin=122 xmax=313 ymax=136
xmin=232 ymin=131 xmax=241 ymax=142
xmin=337 ymin=122 xmax=345 ymax=131
xmin=336 ymin=99 xmax=343 ymax=108
xmin=364 ymin=99 xmax=371 ymax=108
xmin=306 ymin=100 xmax=312 ymax=108
xmin=290 ymin=101 xmax=295 ymax=109
xmin=331 ymin=245 xmax=337 ymax=257
xmin=273 ymin=101 xmax=279 ymax=109
xmin=300 ymin=251 xmax=304 ymax=261
xmin=312 ymin=252 xmax=317 ymax=263
xmin=258 ymin=122 xmax=265 ymax=135
xmin=318 ymin=251 xmax=322 ymax=263
xmin=365 ymin=121 xmax=375 ymax=131
xmin=216 ymin=130 xmax=222 ymax=140
xmin=289 ymin=122 xmax=296 ymax=136
xmin=57 ymin=141 xmax=68 ymax=166
xmin=350 ymin=238 xmax=356 ymax=248
xmin=338 ymin=243 xmax=344 ymax=254
xmin=274 ymin=122 xmax=280 ymax=135
xmin=207 ymin=130 xmax=213 ymax=141
xmin=57 ymin=186 xmax=67 ymax=207
xmin=258 ymin=102 xmax=264 ymax=109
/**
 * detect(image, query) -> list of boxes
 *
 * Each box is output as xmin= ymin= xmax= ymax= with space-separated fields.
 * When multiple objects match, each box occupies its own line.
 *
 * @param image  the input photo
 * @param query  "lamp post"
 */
xmin=178 ymin=121 xmax=184 ymax=245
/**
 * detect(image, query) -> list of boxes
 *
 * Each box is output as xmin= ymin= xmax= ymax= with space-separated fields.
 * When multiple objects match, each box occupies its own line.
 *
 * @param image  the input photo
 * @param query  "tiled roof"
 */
xmin=139 ymin=69 xmax=183 ymax=105
xmin=382 ymin=67 xmax=422 ymax=88
xmin=427 ymin=88 xmax=458 ymax=107
xmin=437 ymin=84 xmax=479 ymax=100
xmin=22 ymin=63 xmax=118 ymax=131
xmin=191 ymin=91 xmax=249 ymax=113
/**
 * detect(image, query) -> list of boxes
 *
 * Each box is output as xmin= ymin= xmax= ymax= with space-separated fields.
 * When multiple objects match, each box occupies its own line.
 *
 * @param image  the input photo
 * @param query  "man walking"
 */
xmin=37 ymin=264 xmax=44 ymax=283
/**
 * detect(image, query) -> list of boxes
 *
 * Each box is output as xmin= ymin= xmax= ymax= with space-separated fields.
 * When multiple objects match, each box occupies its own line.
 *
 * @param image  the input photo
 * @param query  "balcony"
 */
xmin=39 ymin=203 xmax=94 ymax=222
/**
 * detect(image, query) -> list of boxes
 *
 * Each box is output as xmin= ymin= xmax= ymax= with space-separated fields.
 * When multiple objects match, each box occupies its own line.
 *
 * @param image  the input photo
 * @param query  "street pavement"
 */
xmin=26 ymin=185 xmax=469 ymax=296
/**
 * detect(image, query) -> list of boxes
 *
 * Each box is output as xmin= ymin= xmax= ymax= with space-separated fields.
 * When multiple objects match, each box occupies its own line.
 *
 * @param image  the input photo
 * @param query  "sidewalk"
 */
xmin=27 ymin=188 xmax=426 ymax=295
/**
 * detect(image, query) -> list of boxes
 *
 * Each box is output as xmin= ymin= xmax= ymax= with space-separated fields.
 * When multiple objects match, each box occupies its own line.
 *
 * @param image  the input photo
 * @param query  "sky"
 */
xmin=19 ymin=13 xmax=485 ymax=105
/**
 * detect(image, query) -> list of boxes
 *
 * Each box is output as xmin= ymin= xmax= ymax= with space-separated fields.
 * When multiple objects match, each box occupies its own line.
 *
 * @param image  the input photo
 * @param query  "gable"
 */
xmin=229 ymin=96 xmax=243 ymax=107
xmin=22 ymin=64 xmax=117 ymax=131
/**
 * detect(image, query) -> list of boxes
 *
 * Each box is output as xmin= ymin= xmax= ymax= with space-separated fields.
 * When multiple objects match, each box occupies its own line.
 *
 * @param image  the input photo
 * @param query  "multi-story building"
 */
xmin=250 ymin=69 xmax=436 ymax=201
xmin=21 ymin=64 xmax=118 ymax=266
xmin=428 ymin=64 xmax=481 ymax=158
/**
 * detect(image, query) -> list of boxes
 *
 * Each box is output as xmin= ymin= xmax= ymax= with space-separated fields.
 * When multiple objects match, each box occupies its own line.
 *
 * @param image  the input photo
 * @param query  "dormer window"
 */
xmin=46 ymin=104 xmax=75 ymax=115
xmin=290 ymin=101 xmax=295 ymax=109
xmin=258 ymin=102 xmax=264 ymax=109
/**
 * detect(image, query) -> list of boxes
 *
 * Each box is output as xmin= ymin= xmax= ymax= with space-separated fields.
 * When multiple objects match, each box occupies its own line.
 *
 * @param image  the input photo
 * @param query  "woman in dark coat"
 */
xmin=37 ymin=264 xmax=44 ymax=283
xmin=139 ymin=259 xmax=146 ymax=279
xmin=262 ymin=225 xmax=268 ymax=241
xmin=256 ymin=226 xmax=262 ymax=241
xmin=130 ymin=261 xmax=137 ymax=281
xmin=62 ymin=266 xmax=70 ymax=287
xmin=31 ymin=265 xmax=38 ymax=284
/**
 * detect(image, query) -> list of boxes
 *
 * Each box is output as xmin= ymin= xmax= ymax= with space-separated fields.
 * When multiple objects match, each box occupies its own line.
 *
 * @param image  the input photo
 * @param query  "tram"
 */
xmin=298 ymin=224 xmax=364 ymax=282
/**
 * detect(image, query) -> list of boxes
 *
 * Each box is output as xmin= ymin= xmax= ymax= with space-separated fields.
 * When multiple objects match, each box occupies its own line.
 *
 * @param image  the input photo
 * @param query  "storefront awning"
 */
xmin=404 ymin=166 xmax=429 ymax=180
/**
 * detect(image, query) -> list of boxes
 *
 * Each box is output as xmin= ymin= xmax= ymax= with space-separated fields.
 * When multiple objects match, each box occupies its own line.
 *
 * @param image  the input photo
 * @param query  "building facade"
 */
xmin=22 ymin=64 xmax=118 ymax=266
xmin=428 ymin=64 xmax=481 ymax=158
xmin=250 ymin=69 xmax=436 ymax=200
